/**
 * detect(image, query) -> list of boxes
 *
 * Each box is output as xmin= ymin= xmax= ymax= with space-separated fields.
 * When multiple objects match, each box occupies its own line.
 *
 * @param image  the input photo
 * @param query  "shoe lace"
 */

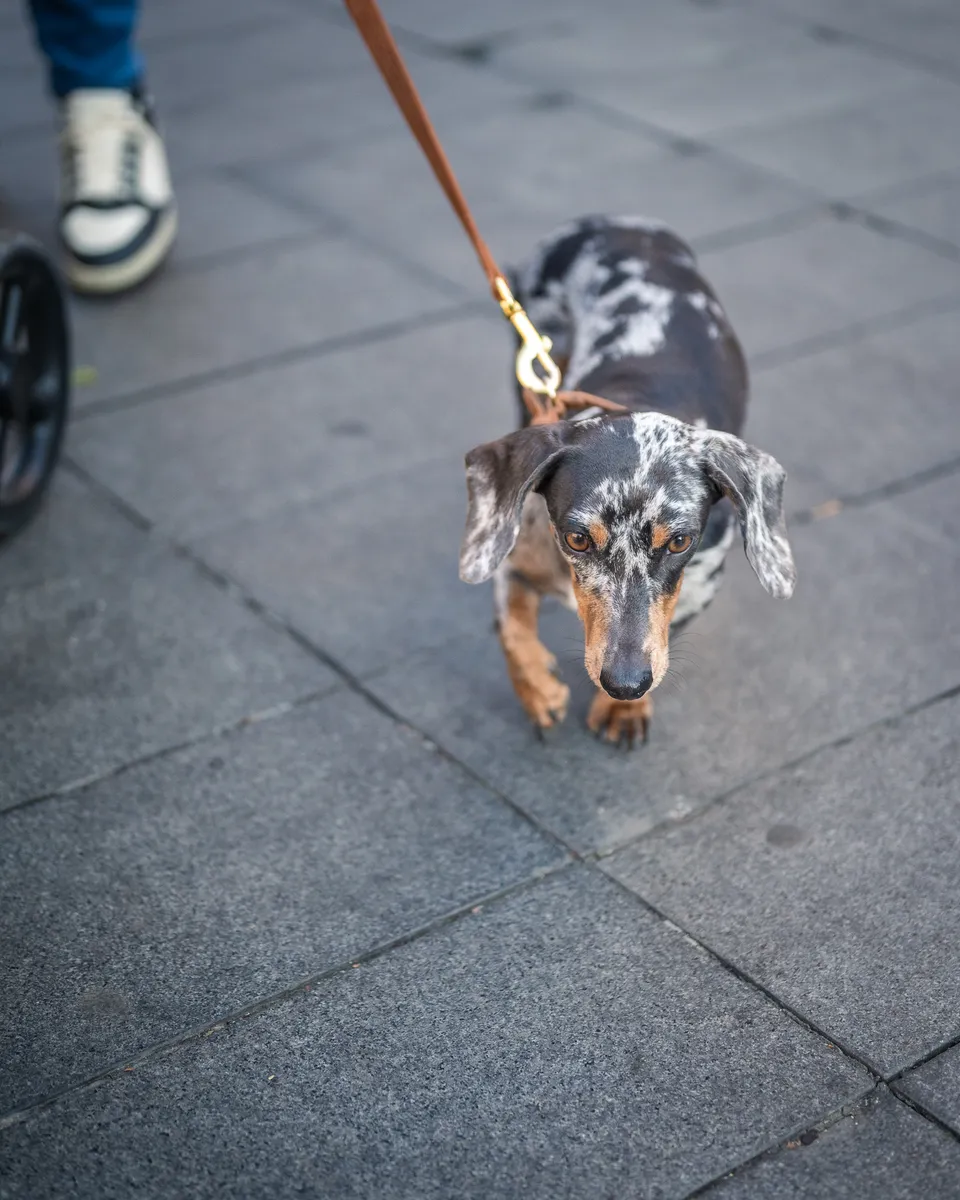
xmin=63 ymin=100 xmax=142 ymax=203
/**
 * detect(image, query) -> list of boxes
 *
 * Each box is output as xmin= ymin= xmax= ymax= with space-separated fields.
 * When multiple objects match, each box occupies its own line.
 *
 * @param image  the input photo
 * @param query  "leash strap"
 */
xmin=343 ymin=0 xmax=586 ymax=414
xmin=343 ymin=0 xmax=501 ymax=290
xmin=521 ymin=388 xmax=632 ymax=426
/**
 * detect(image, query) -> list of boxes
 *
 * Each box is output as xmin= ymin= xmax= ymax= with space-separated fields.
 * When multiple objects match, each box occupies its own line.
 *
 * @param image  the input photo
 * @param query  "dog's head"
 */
xmin=460 ymin=411 xmax=795 ymax=700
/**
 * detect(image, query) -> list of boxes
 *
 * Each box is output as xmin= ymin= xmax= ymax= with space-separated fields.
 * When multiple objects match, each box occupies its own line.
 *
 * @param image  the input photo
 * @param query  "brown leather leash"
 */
xmin=341 ymin=0 xmax=628 ymax=426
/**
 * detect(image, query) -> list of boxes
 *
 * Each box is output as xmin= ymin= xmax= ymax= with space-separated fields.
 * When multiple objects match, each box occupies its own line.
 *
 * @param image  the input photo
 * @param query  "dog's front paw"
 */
xmin=506 ymin=647 xmax=570 ymax=732
xmin=515 ymin=668 xmax=570 ymax=733
xmin=587 ymin=691 xmax=652 ymax=749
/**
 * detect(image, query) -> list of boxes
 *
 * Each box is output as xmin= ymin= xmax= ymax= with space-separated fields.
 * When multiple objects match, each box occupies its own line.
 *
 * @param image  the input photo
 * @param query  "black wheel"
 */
xmin=0 ymin=232 xmax=71 ymax=539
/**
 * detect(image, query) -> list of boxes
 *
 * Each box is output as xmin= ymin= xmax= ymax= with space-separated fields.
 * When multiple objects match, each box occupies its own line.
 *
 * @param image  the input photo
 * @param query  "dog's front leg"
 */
xmin=493 ymin=496 xmax=571 ymax=731
xmin=495 ymin=571 xmax=570 ymax=731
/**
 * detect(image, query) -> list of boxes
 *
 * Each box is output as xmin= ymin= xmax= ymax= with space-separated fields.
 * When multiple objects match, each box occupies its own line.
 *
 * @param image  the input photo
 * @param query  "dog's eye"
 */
xmin=668 ymin=534 xmax=693 ymax=554
xmin=565 ymin=531 xmax=592 ymax=553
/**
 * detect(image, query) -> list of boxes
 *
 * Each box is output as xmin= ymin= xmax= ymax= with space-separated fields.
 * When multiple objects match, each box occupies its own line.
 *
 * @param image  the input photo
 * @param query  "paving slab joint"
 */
xmin=685 ymin=1083 xmax=890 ymax=1198
xmin=0 ymin=861 xmax=574 ymax=1133
xmin=888 ymin=1085 xmax=960 ymax=1147
xmin=828 ymin=201 xmax=960 ymax=264
xmin=886 ymin=1026 xmax=960 ymax=1086
xmin=591 ymin=679 xmax=960 ymax=865
xmin=594 ymin=864 xmax=882 ymax=1084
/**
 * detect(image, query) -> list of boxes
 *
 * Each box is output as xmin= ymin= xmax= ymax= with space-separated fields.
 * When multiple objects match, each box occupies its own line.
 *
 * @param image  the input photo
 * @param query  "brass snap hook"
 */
xmin=494 ymin=277 xmax=562 ymax=399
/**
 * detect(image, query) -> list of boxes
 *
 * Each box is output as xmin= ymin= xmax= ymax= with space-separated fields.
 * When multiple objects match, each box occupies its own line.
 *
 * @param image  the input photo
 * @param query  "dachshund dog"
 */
xmin=459 ymin=216 xmax=795 ymax=745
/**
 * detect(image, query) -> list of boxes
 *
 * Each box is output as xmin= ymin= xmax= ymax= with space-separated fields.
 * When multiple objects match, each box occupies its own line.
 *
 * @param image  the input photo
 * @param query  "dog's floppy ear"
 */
xmin=697 ymin=431 xmax=796 ymax=599
xmin=459 ymin=424 xmax=573 ymax=584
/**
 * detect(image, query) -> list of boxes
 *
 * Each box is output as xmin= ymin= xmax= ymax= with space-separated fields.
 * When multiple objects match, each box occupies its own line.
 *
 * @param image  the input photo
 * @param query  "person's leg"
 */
xmin=26 ymin=0 xmax=176 ymax=294
xmin=27 ymin=0 xmax=143 ymax=97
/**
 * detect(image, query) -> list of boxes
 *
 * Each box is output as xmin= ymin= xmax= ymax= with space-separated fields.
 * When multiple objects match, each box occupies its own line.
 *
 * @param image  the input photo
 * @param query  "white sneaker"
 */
xmin=59 ymin=88 xmax=177 ymax=294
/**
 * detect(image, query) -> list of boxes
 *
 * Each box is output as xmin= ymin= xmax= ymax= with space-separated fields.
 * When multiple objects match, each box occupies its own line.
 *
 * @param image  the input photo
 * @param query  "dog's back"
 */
xmin=511 ymin=216 xmax=748 ymax=435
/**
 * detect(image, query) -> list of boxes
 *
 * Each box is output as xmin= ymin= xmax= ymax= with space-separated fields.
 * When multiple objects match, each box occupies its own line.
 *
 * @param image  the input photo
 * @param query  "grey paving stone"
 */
xmin=253 ymin=112 xmax=814 ymax=292
xmin=698 ymin=213 xmax=960 ymax=361
xmin=0 ymin=65 xmax=50 ymax=139
xmin=0 ymin=474 xmax=333 ymax=809
xmin=161 ymin=57 xmax=541 ymax=174
xmin=855 ymin=8 xmax=960 ymax=75
xmin=896 ymin=1044 xmax=960 ymax=1132
xmin=901 ymin=458 xmax=960 ymax=543
xmin=139 ymin=0 xmax=304 ymax=44
xmin=69 ymin=314 xmax=514 ymax=540
xmin=144 ymin=11 xmax=372 ymax=114
xmin=69 ymin=234 xmax=454 ymax=409
xmin=717 ymin=78 xmax=960 ymax=196
xmin=374 ymin=0 xmax=587 ymax=43
xmin=0 ymin=691 xmax=563 ymax=1112
xmin=866 ymin=175 xmax=960 ymax=250
xmin=523 ymin=24 xmax=936 ymax=142
xmin=162 ymin=173 xmax=326 ymax=267
xmin=760 ymin=0 xmax=960 ymax=75
xmin=604 ymin=689 xmax=960 ymax=1077
xmin=365 ymin=474 xmax=960 ymax=854
xmin=0 ymin=15 xmax=39 ymax=73
xmin=0 ymin=471 xmax=137 ymax=593
xmin=748 ymin=305 xmax=960 ymax=504
xmin=705 ymin=1090 xmax=960 ymax=1199
xmin=194 ymin=456 xmax=494 ymax=679
xmin=0 ymin=133 xmax=56 ymax=249
xmin=0 ymin=868 xmax=870 ymax=1197
xmin=493 ymin=0 xmax=788 ymax=82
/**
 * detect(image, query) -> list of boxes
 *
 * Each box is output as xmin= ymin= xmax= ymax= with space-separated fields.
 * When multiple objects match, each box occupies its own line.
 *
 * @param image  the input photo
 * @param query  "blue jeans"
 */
xmin=26 ymin=0 xmax=142 ymax=97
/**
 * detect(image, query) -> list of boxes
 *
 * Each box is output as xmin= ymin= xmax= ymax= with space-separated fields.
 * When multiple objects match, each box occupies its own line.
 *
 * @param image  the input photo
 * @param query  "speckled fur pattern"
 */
xmin=511 ymin=215 xmax=746 ymax=429
xmin=459 ymin=215 xmax=795 ymax=731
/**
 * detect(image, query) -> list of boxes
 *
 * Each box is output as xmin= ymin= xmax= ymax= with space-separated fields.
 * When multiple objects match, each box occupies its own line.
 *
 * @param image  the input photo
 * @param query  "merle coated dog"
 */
xmin=459 ymin=216 xmax=796 ymax=746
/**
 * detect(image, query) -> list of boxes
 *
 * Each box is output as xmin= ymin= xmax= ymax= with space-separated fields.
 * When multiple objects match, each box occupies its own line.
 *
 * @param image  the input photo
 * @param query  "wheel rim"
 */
xmin=0 ymin=247 xmax=69 ymax=510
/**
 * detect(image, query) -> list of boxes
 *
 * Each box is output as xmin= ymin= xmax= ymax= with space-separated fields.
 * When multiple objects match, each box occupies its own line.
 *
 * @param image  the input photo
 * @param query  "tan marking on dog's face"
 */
xmin=570 ymin=574 xmax=612 ymax=687
xmin=651 ymin=523 xmax=672 ymax=550
xmin=588 ymin=521 xmax=609 ymax=550
xmin=643 ymin=572 xmax=684 ymax=686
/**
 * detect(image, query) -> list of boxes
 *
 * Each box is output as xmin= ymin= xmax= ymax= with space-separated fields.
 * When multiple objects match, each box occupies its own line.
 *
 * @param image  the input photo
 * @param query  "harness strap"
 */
xmin=522 ymin=388 xmax=631 ymax=426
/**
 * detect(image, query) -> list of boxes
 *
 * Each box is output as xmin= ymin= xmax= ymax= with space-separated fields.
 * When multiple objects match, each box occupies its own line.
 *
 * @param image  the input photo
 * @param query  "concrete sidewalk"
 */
xmin=2 ymin=0 xmax=960 ymax=1194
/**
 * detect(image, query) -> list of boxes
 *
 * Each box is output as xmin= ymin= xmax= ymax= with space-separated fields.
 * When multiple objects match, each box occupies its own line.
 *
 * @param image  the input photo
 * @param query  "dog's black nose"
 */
xmin=599 ymin=665 xmax=654 ymax=702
